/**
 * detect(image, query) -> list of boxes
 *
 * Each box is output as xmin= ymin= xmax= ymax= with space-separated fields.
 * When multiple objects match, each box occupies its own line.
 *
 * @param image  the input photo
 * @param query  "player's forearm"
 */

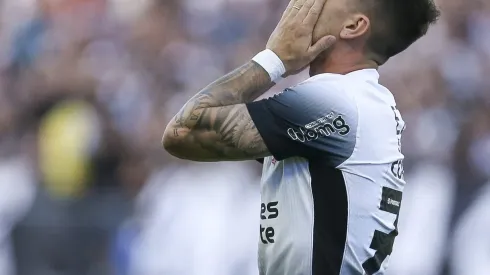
xmin=162 ymin=61 xmax=273 ymax=161
xmin=163 ymin=109 xmax=268 ymax=162
xmin=175 ymin=60 xmax=272 ymax=122
xmin=167 ymin=61 xmax=272 ymax=133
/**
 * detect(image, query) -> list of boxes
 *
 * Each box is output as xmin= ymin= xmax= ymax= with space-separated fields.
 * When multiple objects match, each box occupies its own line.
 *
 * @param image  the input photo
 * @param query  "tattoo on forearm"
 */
xmin=197 ymin=105 xmax=269 ymax=159
xmin=168 ymin=61 xmax=274 ymax=160
xmin=174 ymin=61 xmax=272 ymax=126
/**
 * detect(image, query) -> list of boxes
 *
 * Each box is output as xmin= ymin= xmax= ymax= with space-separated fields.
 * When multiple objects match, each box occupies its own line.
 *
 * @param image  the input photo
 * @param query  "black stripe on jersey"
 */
xmin=309 ymin=161 xmax=348 ymax=275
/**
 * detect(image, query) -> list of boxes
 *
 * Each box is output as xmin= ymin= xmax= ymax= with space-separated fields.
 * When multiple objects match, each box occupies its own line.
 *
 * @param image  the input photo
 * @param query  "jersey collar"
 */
xmin=345 ymin=69 xmax=380 ymax=82
xmin=308 ymin=69 xmax=380 ymax=83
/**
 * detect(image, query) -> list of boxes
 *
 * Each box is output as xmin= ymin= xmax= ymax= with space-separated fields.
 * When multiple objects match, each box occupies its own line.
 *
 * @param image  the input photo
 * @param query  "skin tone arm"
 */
xmin=162 ymin=0 xmax=336 ymax=161
xmin=165 ymin=62 xmax=274 ymax=162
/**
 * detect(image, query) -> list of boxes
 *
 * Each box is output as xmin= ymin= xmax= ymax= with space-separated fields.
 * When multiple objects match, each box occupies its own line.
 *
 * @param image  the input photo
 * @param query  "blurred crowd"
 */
xmin=0 ymin=0 xmax=488 ymax=275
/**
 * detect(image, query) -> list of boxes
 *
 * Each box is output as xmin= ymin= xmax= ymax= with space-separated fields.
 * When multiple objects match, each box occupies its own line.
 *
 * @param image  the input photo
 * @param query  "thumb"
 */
xmin=309 ymin=35 xmax=336 ymax=56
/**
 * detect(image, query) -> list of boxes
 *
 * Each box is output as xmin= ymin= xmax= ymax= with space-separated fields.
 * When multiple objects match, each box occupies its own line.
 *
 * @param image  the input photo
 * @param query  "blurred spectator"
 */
xmin=450 ymin=182 xmax=490 ymax=275
xmin=127 ymin=162 xmax=260 ymax=275
xmin=0 ymin=157 xmax=35 ymax=275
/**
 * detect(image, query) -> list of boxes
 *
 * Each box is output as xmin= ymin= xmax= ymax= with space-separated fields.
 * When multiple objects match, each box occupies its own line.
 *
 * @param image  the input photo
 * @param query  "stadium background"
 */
xmin=0 ymin=0 xmax=488 ymax=274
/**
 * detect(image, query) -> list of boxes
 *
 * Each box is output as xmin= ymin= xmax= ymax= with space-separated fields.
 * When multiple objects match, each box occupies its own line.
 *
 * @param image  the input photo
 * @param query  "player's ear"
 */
xmin=340 ymin=14 xmax=370 ymax=40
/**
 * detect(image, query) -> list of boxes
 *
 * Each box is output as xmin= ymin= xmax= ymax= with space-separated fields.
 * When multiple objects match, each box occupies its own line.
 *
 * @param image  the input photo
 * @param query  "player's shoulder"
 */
xmin=285 ymin=73 xmax=358 ymax=114
xmin=293 ymin=73 xmax=347 ymax=92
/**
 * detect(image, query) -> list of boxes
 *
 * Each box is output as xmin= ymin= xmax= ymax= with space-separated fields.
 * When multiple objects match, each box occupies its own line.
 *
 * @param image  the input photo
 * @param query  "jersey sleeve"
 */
xmin=246 ymin=81 xmax=358 ymax=166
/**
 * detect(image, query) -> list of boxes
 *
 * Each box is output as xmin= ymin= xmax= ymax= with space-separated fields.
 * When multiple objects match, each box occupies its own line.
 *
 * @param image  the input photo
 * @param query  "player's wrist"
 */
xmin=252 ymin=49 xmax=286 ymax=83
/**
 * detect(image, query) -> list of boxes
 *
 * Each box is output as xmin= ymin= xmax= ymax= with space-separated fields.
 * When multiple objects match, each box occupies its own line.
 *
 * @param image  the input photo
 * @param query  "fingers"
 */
xmin=287 ymin=0 xmax=307 ymax=18
xmin=303 ymin=0 xmax=327 ymax=26
xmin=308 ymin=35 xmax=336 ymax=56
xmin=294 ymin=0 xmax=315 ymax=21
xmin=280 ymin=0 xmax=299 ymax=20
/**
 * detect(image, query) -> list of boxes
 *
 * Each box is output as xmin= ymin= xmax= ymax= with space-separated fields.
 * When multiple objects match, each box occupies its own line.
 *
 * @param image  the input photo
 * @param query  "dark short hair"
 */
xmin=363 ymin=0 xmax=441 ymax=63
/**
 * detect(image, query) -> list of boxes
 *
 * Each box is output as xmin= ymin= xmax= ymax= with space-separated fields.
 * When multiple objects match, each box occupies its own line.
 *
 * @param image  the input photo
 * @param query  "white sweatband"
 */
xmin=252 ymin=49 xmax=286 ymax=83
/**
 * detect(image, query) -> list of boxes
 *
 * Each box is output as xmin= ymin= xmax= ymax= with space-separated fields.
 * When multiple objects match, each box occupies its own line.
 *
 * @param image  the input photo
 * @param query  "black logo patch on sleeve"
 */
xmin=380 ymin=187 xmax=402 ymax=214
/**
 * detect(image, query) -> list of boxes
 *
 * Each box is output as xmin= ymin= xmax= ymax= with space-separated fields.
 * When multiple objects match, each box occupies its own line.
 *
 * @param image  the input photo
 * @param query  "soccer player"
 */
xmin=162 ymin=0 xmax=440 ymax=274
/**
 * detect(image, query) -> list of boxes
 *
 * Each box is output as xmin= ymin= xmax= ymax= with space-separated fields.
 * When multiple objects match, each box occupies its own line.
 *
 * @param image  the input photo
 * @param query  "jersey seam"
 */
xmin=336 ymin=86 xmax=361 ymax=169
xmin=338 ymin=170 xmax=350 ymax=275
xmin=308 ymin=161 xmax=315 ymax=275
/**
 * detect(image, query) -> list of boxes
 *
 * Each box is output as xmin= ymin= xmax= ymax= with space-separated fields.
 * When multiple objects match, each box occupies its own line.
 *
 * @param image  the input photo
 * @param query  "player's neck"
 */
xmin=310 ymin=48 xmax=378 ymax=76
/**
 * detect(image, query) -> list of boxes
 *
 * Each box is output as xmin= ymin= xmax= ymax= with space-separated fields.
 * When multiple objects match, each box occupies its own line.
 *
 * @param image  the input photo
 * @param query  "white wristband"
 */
xmin=252 ymin=49 xmax=286 ymax=83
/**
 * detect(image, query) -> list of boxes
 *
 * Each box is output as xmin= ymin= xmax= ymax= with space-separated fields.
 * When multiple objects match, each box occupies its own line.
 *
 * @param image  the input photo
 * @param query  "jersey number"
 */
xmin=390 ymin=106 xmax=405 ymax=180
xmin=362 ymin=187 xmax=403 ymax=275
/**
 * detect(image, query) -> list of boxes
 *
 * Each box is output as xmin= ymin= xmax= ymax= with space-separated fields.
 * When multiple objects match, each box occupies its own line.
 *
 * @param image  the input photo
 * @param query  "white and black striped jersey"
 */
xmin=246 ymin=69 xmax=406 ymax=275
